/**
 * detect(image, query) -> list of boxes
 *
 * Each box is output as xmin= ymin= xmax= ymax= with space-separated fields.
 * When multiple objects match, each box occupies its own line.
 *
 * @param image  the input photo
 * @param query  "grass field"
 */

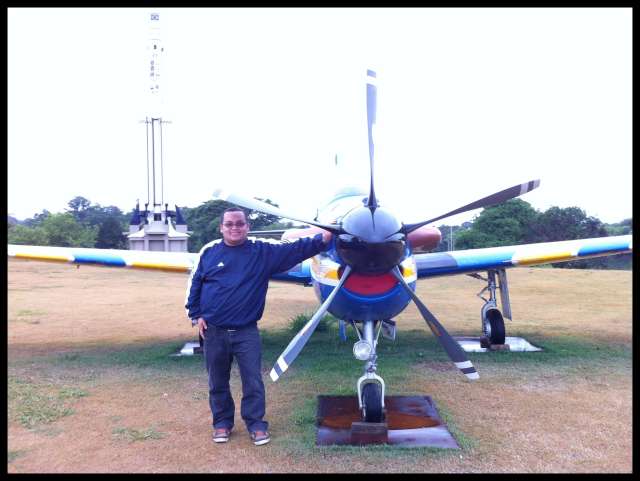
xmin=7 ymin=258 xmax=632 ymax=473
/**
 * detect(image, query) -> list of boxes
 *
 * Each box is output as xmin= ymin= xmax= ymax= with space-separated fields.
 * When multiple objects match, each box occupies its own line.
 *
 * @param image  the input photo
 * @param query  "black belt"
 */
xmin=212 ymin=324 xmax=254 ymax=332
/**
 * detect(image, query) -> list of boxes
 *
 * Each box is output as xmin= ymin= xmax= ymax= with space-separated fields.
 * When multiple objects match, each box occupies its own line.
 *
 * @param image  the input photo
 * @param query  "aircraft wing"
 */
xmin=7 ymin=244 xmax=315 ymax=284
xmin=414 ymin=235 xmax=632 ymax=278
xmin=8 ymin=244 xmax=197 ymax=273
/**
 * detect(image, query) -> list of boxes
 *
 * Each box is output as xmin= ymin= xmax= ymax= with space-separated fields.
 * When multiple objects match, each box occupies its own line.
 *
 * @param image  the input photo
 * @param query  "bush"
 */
xmin=288 ymin=312 xmax=338 ymax=333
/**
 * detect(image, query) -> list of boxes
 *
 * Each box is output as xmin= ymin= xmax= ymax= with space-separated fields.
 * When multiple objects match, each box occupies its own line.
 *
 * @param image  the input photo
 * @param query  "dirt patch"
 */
xmin=7 ymin=259 xmax=632 ymax=472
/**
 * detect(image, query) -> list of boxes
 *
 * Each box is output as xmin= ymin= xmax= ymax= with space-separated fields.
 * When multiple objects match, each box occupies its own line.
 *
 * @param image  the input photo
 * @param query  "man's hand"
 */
xmin=321 ymin=230 xmax=332 ymax=244
xmin=197 ymin=317 xmax=207 ymax=338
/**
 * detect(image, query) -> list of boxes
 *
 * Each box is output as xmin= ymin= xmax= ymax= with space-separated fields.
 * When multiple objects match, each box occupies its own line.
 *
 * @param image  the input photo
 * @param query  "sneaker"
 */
xmin=250 ymin=430 xmax=270 ymax=446
xmin=213 ymin=427 xmax=231 ymax=443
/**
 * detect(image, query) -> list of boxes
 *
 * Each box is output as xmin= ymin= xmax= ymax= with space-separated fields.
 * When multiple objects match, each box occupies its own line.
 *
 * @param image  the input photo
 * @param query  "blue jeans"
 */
xmin=203 ymin=323 xmax=268 ymax=433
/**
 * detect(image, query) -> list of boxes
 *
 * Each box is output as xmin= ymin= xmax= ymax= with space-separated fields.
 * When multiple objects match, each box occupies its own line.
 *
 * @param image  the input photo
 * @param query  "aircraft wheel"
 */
xmin=362 ymin=382 xmax=384 ymax=423
xmin=483 ymin=308 xmax=505 ymax=345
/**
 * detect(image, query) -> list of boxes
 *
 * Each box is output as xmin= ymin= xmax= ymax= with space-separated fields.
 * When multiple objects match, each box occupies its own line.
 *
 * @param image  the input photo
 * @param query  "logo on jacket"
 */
xmin=217 ymin=262 xmax=225 ymax=267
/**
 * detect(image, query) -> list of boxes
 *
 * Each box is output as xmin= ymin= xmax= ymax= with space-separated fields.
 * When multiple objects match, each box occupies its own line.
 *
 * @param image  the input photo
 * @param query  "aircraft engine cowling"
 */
xmin=336 ymin=207 xmax=406 ymax=275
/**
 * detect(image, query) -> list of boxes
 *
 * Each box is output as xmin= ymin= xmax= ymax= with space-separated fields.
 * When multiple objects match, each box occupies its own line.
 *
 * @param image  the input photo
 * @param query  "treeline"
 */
xmin=7 ymin=196 xmax=291 ymax=253
xmin=8 ymin=196 xmax=131 ymax=249
xmin=433 ymin=199 xmax=632 ymax=269
xmin=8 ymin=196 xmax=631 ymax=269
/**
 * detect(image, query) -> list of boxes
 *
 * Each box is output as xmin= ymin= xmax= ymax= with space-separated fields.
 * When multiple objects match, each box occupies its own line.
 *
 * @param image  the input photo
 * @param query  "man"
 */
xmin=185 ymin=207 xmax=332 ymax=446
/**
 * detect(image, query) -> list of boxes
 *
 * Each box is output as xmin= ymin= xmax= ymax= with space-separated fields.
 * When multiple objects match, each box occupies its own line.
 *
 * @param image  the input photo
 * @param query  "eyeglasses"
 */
xmin=222 ymin=221 xmax=247 ymax=228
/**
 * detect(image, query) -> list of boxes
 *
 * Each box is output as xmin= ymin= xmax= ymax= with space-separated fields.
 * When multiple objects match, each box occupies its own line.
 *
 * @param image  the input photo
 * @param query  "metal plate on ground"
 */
xmin=171 ymin=341 xmax=202 ymax=357
xmin=316 ymin=395 xmax=459 ymax=448
xmin=454 ymin=336 xmax=543 ymax=353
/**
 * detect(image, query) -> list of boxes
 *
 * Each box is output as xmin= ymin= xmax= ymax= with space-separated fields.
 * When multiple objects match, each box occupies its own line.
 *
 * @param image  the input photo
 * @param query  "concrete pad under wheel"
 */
xmin=454 ymin=336 xmax=543 ymax=353
xmin=316 ymin=395 xmax=460 ymax=448
xmin=171 ymin=341 xmax=202 ymax=356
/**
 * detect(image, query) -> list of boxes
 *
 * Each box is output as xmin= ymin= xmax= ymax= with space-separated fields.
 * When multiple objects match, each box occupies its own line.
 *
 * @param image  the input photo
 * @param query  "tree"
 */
xmin=67 ymin=196 xmax=91 ymax=213
xmin=249 ymin=198 xmax=282 ymax=229
xmin=448 ymin=199 xmax=540 ymax=249
xmin=67 ymin=196 xmax=92 ymax=223
xmin=528 ymin=206 xmax=607 ymax=243
xmin=41 ymin=213 xmax=97 ymax=247
xmin=434 ymin=224 xmax=467 ymax=252
xmin=96 ymin=216 xmax=127 ymax=249
xmin=528 ymin=206 xmax=609 ymax=268
xmin=604 ymin=218 xmax=632 ymax=236
xmin=7 ymin=225 xmax=49 ymax=245
xmin=474 ymin=199 xmax=539 ymax=245
xmin=82 ymin=204 xmax=128 ymax=230
xmin=453 ymin=228 xmax=495 ymax=250
xmin=22 ymin=209 xmax=51 ymax=227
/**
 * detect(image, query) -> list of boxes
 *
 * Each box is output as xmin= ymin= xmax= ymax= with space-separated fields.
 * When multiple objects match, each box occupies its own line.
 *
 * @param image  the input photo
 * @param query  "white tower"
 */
xmin=128 ymin=12 xmax=190 ymax=252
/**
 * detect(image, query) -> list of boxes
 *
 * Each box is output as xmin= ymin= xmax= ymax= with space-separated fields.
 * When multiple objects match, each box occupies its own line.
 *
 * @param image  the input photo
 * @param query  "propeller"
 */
xmin=402 ymin=179 xmax=540 ymax=235
xmin=212 ymin=188 xmax=342 ymax=234
xmin=392 ymin=266 xmax=480 ymax=379
xmin=215 ymin=70 xmax=541 ymax=384
xmin=270 ymin=265 xmax=353 ymax=381
xmin=391 ymin=267 xmax=479 ymax=380
xmin=366 ymin=69 xmax=378 ymax=211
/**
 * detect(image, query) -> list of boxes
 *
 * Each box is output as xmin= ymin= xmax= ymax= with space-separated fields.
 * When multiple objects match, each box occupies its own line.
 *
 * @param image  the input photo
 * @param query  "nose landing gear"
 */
xmin=352 ymin=319 xmax=386 ymax=423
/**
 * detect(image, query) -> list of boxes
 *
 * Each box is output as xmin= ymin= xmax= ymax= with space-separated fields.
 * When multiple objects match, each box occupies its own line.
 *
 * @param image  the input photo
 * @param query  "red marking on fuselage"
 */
xmin=343 ymin=272 xmax=398 ymax=296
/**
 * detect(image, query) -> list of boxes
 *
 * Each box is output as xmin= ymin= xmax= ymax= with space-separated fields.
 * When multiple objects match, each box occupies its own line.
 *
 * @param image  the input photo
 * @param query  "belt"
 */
xmin=212 ymin=324 xmax=253 ymax=332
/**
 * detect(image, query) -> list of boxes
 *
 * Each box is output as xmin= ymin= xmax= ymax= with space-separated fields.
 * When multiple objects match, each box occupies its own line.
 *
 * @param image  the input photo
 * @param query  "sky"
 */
xmin=8 ymin=8 xmax=632 ymax=226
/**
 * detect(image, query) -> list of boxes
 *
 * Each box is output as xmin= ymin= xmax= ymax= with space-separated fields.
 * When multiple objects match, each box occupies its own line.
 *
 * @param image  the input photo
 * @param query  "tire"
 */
xmin=483 ymin=308 xmax=506 ymax=345
xmin=362 ymin=382 xmax=384 ymax=423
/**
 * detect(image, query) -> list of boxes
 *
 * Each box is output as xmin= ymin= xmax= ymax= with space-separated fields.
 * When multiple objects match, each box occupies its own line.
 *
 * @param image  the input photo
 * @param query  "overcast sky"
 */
xmin=8 ymin=8 xmax=632 ymax=226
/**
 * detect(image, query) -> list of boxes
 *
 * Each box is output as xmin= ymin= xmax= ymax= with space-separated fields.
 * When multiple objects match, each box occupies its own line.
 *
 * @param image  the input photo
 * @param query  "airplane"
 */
xmin=8 ymin=69 xmax=632 ymax=424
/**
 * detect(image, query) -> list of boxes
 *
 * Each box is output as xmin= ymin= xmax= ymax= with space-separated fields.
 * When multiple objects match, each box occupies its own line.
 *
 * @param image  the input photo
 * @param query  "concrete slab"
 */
xmin=316 ymin=395 xmax=459 ymax=448
xmin=454 ymin=336 xmax=543 ymax=353
xmin=170 ymin=341 xmax=202 ymax=357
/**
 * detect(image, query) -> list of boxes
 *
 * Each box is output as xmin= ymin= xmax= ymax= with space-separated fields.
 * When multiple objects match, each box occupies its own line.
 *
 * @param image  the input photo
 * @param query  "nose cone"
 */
xmin=341 ymin=206 xmax=402 ymax=242
xmin=337 ymin=207 xmax=406 ymax=274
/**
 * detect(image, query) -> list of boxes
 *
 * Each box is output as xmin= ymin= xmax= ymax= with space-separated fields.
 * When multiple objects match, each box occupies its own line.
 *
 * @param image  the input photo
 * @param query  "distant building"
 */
xmin=127 ymin=202 xmax=190 ymax=252
xmin=126 ymin=13 xmax=190 ymax=252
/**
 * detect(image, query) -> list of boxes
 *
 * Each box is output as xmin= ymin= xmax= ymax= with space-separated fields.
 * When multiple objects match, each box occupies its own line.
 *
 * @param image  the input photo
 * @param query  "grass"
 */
xmin=9 ymin=309 xmax=47 ymax=325
xmin=258 ymin=320 xmax=631 ymax=459
xmin=7 ymin=321 xmax=629 ymax=446
xmin=8 ymin=450 xmax=28 ymax=463
xmin=112 ymin=425 xmax=166 ymax=443
xmin=7 ymin=377 xmax=89 ymax=429
xmin=288 ymin=312 xmax=338 ymax=333
xmin=7 ymin=260 xmax=631 ymax=472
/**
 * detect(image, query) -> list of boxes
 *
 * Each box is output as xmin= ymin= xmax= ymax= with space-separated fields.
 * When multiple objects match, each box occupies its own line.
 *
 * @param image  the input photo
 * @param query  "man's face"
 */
xmin=220 ymin=211 xmax=249 ymax=246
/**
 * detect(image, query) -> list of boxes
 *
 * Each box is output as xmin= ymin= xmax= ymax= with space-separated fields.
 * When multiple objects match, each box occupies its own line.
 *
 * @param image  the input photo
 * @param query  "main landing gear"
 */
xmin=469 ymin=269 xmax=511 ymax=347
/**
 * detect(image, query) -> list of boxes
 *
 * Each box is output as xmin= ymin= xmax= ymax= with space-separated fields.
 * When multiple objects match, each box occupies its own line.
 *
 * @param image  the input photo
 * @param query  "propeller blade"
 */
xmin=403 ymin=179 xmax=540 ymax=234
xmin=366 ymin=69 xmax=378 ymax=210
xmin=391 ymin=267 xmax=479 ymax=380
xmin=270 ymin=265 xmax=353 ymax=381
xmin=212 ymin=188 xmax=342 ymax=234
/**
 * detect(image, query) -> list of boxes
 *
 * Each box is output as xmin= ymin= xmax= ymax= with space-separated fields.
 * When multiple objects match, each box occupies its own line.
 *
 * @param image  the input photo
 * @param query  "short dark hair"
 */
xmin=220 ymin=207 xmax=248 ymax=224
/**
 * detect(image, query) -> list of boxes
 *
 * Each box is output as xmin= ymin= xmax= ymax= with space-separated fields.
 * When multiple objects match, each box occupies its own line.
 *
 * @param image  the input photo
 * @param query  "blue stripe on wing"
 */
xmin=73 ymin=252 xmax=127 ymax=267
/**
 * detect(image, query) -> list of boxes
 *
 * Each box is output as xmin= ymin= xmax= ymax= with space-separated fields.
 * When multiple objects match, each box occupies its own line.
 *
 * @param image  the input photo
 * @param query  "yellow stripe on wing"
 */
xmin=13 ymin=253 xmax=71 ymax=263
xmin=129 ymin=262 xmax=191 ymax=272
xmin=514 ymin=251 xmax=574 ymax=266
